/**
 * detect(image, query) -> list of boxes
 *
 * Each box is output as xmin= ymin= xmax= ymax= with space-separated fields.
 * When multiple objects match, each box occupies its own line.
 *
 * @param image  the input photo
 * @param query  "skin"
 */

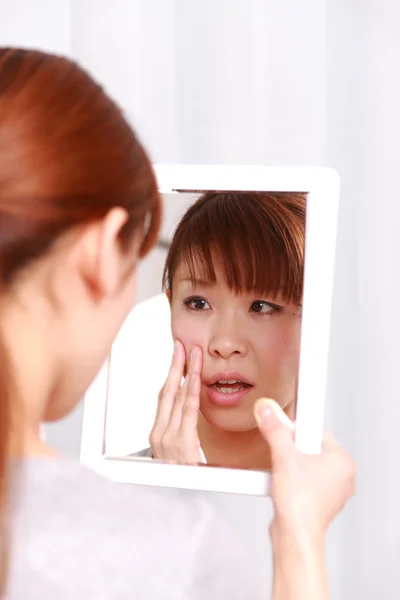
xmin=168 ymin=253 xmax=302 ymax=469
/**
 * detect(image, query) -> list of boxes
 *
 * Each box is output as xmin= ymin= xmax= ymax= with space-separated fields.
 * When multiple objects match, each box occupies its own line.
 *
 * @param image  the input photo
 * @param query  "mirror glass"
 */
xmin=104 ymin=189 xmax=306 ymax=471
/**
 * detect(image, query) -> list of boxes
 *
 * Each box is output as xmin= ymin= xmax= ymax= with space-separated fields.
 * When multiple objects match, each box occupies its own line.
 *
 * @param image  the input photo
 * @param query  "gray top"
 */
xmin=131 ymin=447 xmax=153 ymax=458
xmin=6 ymin=458 xmax=261 ymax=599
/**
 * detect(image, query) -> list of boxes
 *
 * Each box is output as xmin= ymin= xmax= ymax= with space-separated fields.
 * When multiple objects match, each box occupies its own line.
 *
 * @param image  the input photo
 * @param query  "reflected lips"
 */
xmin=205 ymin=371 xmax=253 ymax=407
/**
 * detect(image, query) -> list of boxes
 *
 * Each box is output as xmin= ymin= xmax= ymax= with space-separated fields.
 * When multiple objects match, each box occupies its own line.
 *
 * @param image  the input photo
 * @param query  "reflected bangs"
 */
xmin=163 ymin=192 xmax=307 ymax=304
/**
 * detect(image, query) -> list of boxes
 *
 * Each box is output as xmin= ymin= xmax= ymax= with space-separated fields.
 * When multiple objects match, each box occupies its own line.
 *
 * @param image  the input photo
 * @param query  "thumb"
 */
xmin=254 ymin=398 xmax=295 ymax=466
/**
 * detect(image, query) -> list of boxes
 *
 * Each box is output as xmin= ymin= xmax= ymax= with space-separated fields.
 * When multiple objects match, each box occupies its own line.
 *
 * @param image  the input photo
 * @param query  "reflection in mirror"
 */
xmin=105 ymin=190 xmax=306 ymax=471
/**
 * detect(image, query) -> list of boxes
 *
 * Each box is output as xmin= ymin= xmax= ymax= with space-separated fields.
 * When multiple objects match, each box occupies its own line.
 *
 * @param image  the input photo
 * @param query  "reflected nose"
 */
xmin=208 ymin=318 xmax=248 ymax=359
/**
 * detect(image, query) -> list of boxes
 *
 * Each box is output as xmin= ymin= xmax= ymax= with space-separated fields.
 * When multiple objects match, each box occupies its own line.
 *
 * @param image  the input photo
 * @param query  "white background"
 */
xmin=1 ymin=0 xmax=399 ymax=597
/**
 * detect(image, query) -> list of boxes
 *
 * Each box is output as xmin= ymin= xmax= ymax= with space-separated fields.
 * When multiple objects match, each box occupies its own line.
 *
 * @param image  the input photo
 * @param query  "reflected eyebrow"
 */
xmin=176 ymin=278 xmax=214 ymax=287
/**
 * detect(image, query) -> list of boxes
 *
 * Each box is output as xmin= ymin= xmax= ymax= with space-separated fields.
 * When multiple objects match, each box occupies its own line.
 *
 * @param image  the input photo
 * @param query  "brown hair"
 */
xmin=163 ymin=191 xmax=306 ymax=303
xmin=0 ymin=47 xmax=161 ymax=592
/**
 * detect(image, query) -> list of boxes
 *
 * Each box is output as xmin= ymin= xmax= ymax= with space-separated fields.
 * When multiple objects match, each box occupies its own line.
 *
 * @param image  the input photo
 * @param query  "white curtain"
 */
xmin=1 ymin=0 xmax=399 ymax=597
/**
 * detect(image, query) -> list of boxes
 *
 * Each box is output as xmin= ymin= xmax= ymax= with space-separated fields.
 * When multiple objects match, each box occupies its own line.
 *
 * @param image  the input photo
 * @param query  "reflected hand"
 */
xmin=149 ymin=341 xmax=204 ymax=464
xmin=254 ymin=398 xmax=357 ymax=544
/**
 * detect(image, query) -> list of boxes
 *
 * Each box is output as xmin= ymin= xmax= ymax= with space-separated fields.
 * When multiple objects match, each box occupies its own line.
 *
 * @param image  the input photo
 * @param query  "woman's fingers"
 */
xmin=322 ymin=430 xmax=357 ymax=495
xmin=168 ymin=346 xmax=202 ymax=433
xmin=254 ymin=398 xmax=295 ymax=466
xmin=321 ymin=429 xmax=343 ymax=452
xmin=180 ymin=350 xmax=204 ymax=463
xmin=150 ymin=340 xmax=185 ymax=443
xmin=180 ymin=372 xmax=201 ymax=439
xmin=150 ymin=344 xmax=203 ymax=462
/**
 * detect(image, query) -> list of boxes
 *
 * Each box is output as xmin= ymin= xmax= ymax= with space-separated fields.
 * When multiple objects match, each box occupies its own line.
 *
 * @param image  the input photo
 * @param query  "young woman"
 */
xmin=147 ymin=191 xmax=305 ymax=470
xmin=0 ymin=47 xmax=355 ymax=600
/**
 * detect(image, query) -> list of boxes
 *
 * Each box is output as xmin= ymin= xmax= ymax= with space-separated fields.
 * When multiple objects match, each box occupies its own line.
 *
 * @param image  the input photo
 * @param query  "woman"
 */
xmin=0 ymin=47 xmax=355 ymax=599
xmin=147 ymin=191 xmax=305 ymax=469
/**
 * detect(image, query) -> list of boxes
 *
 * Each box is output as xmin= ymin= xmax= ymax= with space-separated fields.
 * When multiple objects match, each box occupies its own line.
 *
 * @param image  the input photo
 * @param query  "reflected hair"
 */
xmin=0 ymin=47 xmax=161 ymax=593
xmin=163 ymin=191 xmax=306 ymax=304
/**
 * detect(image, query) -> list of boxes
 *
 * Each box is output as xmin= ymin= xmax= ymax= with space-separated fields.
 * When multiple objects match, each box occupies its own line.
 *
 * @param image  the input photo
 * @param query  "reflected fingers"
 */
xmin=168 ymin=346 xmax=202 ymax=432
xmin=150 ymin=340 xmax=185 ymax=448
xmin=180 ymin=372 xmax=201 ymax=434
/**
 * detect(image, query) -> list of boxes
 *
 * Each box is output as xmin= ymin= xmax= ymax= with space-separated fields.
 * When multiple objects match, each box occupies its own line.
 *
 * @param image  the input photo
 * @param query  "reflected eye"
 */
xmin=250 ymin=300 xmax=278 ymax=314
xmin=184 ymin=296 xmax=211 ymax=311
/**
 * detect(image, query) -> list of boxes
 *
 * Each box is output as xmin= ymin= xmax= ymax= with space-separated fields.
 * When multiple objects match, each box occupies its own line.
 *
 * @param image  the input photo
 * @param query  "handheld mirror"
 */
xmin=80 ymin=164 xmax=340 ymax=496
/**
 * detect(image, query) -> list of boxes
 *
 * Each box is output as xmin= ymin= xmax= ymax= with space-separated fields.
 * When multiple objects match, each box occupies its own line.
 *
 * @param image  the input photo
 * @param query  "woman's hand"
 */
xmin=149 ymin=341 xmax=205 ymax=464
xmin=254 ymin=398 xmax=356 ymax=541
xmin=254 ymin=398 xmax=357 ymax=600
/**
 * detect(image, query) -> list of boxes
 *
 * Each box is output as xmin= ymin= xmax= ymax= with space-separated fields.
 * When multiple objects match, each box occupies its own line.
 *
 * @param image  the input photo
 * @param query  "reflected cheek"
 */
xmin=256 ymin=325 xmax=301 ymax=370
xmin=284 ymin=324 xmax=302 ymax=361
xmin=265 ymin=335 xmax=299 ymax=360
xmin=171 ymin=313 xmax=208 ymax=372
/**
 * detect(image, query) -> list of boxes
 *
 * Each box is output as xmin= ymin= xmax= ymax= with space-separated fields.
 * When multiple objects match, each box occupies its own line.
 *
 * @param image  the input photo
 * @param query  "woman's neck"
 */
xmin=1 ymin=301 xmax=59 ymax=459
xmin=10 ymin=424 xmax=57 ymax=459
xmin=23 ymin=439 xmax=57 ymax=458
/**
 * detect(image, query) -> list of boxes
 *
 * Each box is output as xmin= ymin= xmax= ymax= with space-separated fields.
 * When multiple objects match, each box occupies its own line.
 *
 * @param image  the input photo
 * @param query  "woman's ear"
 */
xmin=75 ymin=207 xmax=131 ymax=299
xmin=165 ymin=289 xmax=172 ymax=305
xmin=97 ymin=207 xmax=132 ymax=295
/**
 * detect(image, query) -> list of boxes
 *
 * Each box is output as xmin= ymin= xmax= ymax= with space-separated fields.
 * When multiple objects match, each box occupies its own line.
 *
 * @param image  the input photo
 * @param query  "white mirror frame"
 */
xmin=80 ymin=164 xmax=340 ymax=496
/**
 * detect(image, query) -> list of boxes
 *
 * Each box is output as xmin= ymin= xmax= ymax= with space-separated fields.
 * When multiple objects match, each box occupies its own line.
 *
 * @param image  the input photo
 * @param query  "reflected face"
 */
xmin=170 ymin=256 xmax=302 ymax=432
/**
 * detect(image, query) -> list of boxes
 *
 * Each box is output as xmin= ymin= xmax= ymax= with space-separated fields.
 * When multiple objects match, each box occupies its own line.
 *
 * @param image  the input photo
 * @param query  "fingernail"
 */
xmin=190 ymin=347 xmax=198 ymax=363
xmin=174 ymin=340 xmax=181 ymax=355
